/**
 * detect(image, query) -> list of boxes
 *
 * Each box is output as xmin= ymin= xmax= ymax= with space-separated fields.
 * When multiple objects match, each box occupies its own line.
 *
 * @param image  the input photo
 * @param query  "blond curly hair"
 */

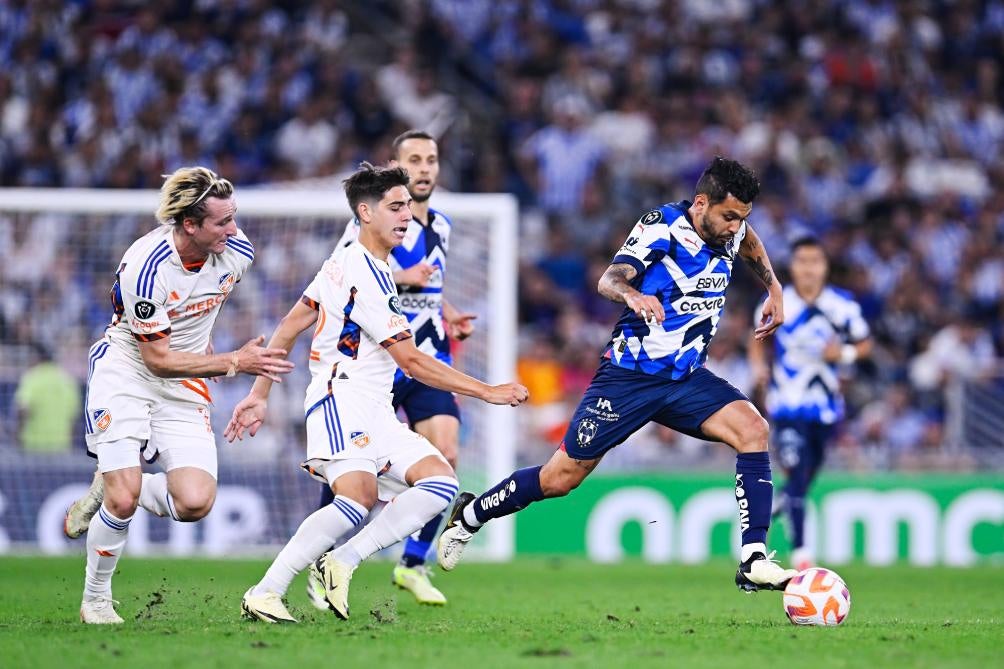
xmin=156 ymin=166 xmax=234 ymax=225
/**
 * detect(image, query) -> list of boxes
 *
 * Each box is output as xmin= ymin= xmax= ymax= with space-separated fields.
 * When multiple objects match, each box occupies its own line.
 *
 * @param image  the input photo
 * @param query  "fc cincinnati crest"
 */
xmin=350 ymin=431 xmax=370 ymax=448
xmin=218 ymin=272 xmax=235 ymax=294
xmin=576 ymin=418 xmax=598 ymax=446
xmin=92 ymin=409 xmax=112 ymax=431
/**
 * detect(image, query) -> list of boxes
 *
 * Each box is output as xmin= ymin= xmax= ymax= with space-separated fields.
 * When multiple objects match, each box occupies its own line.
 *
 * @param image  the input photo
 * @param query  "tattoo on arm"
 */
xmin=744 ymin=254 xmax=774 ymax=288
xmin=740 ymin=234 xmax=775 ymax=289
xmin=598 ymin=263 xmax=638 ymax=303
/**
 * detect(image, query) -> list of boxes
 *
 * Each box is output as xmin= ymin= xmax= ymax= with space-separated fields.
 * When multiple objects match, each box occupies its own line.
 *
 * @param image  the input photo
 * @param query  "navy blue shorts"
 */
xmin=561 ymin=360 xmax=749 ymax=460
xmin=392 ymin=376 xmax=461 ymax=426
xmin=773 ymin=419 xmax=832 ymax=475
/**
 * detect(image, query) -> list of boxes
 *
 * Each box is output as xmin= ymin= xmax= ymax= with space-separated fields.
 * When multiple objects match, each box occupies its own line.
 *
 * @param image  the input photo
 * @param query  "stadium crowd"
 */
xmin=1 ymin=0 xmax=1003 ymax=469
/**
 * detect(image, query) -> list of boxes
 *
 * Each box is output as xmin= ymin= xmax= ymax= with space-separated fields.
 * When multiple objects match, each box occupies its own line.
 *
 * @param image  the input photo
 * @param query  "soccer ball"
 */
xmin=782 ymin=567 xmax=850 ymax=626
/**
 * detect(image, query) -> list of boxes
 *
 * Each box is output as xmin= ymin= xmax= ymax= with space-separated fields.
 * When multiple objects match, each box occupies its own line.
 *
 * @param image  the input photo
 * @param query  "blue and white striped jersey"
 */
xmin=605 ymin=201 xmax=745 ymax=380
xmin=335 ymin=207 xmax=453 ymax=374
xmin=764 ymin=285 xmax=870 ymax=424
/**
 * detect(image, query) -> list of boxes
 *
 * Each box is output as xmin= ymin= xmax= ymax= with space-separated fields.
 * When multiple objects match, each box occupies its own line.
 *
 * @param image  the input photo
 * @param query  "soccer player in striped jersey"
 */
xmin=748 ymin=237 xmax=872 ymax=571
xmin=228 ymin=163 xmax=526 ymax=623
xmin=314 ymin=130 xmax=475 ymax=605
xmin=64 ymin=167 xmax=294 ymax=624
xmin=438 ymin=157 xmax=799 ymax=593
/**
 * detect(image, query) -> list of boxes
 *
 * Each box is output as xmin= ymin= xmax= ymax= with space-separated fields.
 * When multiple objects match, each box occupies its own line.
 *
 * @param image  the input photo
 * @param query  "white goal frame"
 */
xmin=0 ymin=187 xmax=519 ymax=561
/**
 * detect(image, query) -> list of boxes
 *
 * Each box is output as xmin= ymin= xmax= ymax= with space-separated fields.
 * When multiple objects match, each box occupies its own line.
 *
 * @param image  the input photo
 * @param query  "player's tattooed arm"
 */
xmin=739 ymin=224 xmax=785 ymax=339
xmin=739 ymin=227 xmax=777 ymax=289
xmin=598 ymin=263 xmax=665 ymax=324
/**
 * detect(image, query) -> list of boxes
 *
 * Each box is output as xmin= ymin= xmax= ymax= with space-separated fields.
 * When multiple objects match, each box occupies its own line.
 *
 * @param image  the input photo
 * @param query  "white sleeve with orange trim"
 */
xmin=118 ymin=254 xmax=173 ymax=343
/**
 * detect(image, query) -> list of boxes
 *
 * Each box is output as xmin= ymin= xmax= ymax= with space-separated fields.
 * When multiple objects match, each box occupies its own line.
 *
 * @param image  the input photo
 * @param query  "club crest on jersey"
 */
xmin=92 ymin=409 xmax=112 ymax=431
xmin=218 ymin=272 xmax=235 ymax=294
xmin=639 ymin=210 xmax=663 ymax=225
xmin=388 ymin=296 xmax=403 ymax=315
xmin=577 ymin=418 xmax=598 ymax=446
xmin=134 ymin=301 xmax=156 ymax=320
xmin=350 ymin=431 xmax=370 ymax=448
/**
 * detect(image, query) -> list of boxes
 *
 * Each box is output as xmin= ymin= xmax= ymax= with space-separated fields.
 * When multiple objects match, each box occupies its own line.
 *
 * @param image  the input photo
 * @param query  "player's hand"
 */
xmin=822 ymin=340 xmax=842 ymax=363
xmin=396 ymin=263 xmax=436 ymax=287
xmin=447 ymin=312 xmax=477 ymax=341
xmin=625 ymin=291 xmax=665 ymax=325
xmin=236 ymin=335 xmax=295 ymax=382
xmin=483 ymin=382 xmax=529 ymax=407
xmin=754 ymin=291 xmax=784 ymax=340
xmin=225 ymin=394 xmax=267 ymax=442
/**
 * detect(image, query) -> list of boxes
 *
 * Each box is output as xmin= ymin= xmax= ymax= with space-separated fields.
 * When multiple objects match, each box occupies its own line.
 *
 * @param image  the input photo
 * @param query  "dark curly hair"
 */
xmin=695 ymin=156 xmax=760 ymax=205
xmin=343 ymin=161 xmax=411 ymax=216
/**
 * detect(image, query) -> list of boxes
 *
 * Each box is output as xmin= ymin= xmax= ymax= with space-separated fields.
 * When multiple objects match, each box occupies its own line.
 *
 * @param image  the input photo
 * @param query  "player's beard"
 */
xmin=699 ymin=212 xmax=731 ymax=247
xmin=409 ymin=185 xmax=435 ymax=203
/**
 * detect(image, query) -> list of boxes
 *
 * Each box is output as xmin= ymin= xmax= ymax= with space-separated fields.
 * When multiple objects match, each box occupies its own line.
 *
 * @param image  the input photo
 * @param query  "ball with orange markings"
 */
xmin=782 ymin=567 xmax=851 ymax=626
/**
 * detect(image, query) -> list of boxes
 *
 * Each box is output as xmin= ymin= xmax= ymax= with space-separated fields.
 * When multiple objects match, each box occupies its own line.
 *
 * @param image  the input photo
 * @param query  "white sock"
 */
xmin=252 ymin=495 xmax=367 ymax=596
xmin=741 ymin=542 xmax=767 ymax=562
xmin=331 ymin=476 xmax=458 ymax=568
xmin=138 ymin=473 xmax=179 ymax=520
xmin=462 ymin=502 xmax=483 ymax=529
xmin=83 ymin=504 xmax=133 ymax=600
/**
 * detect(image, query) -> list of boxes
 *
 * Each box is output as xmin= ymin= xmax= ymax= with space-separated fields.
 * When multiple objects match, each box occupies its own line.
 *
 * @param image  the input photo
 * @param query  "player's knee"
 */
xmin=539 ymin=469 xmax=583 ymax=498
xmin=104 ymin=489 xmax=139 ymax=519
xmin=171 ymin=487 xmax=216 ymax=521
xmin=737 ymin=415 xmax=770 ymax=453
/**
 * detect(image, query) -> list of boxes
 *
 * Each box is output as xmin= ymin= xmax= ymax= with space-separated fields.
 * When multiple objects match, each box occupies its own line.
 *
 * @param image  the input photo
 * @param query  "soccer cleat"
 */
xmin=312 ymin=553 xmax=355 ymax=619
xmin=80 ymin=596 xmax=123 ymax=624
xmin=241 ymin=588 xmax=297 ymax=624
xmin=305 ymin=564 xmax=329 ymax=611
xmin=436 ymin=491 xmax=477 ymax=571
xmin=392 ymin=564 xmax=446 ymax=605
xmin=736 ymin=550 xmax=799 ymax=592
xmin=65 ymin=470 xmax=104 ymax=539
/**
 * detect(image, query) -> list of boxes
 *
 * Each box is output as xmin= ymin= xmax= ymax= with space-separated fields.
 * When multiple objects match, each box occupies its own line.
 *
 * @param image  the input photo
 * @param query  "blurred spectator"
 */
xmin=15 ymin=344 xmax=80 ymax=453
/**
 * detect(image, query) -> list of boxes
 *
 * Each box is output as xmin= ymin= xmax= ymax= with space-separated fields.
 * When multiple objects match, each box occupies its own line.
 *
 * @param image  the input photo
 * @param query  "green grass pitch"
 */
xmin=1 ymin=557 xmax=1000 ymax=669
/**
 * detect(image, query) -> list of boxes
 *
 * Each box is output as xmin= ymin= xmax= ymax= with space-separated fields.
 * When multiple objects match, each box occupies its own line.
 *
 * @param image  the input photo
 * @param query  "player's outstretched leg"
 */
xmin=320 ymin=472 xmax=458 ymax=618
xmin=243 ymin=490 xmax=369 ymax=623
xmin=438 ymin=464 xmax=551 ymax=571
xmin=65 ymin=469 xmax=105 ymax=539
xmin=393 ymin=514 xmax=447 ymax=605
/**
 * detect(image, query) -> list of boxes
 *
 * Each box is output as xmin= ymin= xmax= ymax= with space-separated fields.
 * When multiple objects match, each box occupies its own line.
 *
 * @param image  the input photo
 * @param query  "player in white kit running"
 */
xmin=230 ymin=163 xmax=527 ymax=623
xmin=65 ymin=167 xmax=295 ymax=624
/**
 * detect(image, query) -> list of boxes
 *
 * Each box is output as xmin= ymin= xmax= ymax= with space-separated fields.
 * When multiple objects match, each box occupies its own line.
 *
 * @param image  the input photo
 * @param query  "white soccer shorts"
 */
xmin=84 ymin=343 xmax=218 ymax=478
xmin=301 ymin=391 xmax=447 ymax=501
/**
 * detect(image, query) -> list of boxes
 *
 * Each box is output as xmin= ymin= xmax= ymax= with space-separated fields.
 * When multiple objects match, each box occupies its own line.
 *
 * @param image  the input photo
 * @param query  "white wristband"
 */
xmin=839 ymin=344 xmax=858 ymax=365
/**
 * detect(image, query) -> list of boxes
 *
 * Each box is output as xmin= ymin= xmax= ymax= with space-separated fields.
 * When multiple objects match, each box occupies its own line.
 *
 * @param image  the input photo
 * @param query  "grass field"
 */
xmin=1 ymin=557 xmax=1000 ymax=669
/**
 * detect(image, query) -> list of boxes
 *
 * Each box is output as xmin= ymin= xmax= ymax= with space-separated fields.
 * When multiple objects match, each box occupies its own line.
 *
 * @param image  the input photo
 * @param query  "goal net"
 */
xmin=0 ymin=187 xmax=518 ymax=560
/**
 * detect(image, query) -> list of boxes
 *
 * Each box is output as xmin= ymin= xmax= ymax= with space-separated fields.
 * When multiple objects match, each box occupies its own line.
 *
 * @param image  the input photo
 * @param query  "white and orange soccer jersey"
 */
xmin=300 ymin=243 xmax=412 ymax=413
xmin=104 ymin=225 xmax=254 ymax=373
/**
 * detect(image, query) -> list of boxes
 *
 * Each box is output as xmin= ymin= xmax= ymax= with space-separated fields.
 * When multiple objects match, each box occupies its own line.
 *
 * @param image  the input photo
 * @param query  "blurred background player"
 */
xmin=438 ymin=157 xmax=798 ymax=592
xmin=313 ymin=130 xmax=475 ymax=606
xmin=749 ymin=237 xmax=872 ymax=571
xmin=63 ymin=167 xmax=294 ymax=624
xmin=229 ymin=163 xmax=527 ymax=623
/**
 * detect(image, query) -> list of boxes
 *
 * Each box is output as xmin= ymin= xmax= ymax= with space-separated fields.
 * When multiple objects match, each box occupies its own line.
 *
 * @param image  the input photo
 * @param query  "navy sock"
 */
xmin=319 ymin=483 xmax=334 ymax=509
xmin=735 ymin=452 xmax=772 ymax=547
xmin=400 ymin=512 xmax=444 ymax=567
xmin=788 ymin=496 xmax=806 ymax=548
xmin=471 ymin=466 xmax=544 ymax=525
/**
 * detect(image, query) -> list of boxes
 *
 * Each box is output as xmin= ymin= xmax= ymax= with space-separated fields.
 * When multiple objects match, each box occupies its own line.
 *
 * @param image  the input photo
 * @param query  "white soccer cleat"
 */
xmin=736 ymin=550 xmax=798 ymax=592
xmin=437 ymin=492 xmax=477 ymax=571
xmin=392 ymin=564 xmax=447 ymax=605
xmin=65 ymin=470 xmax=104 ymax=539
xmin=241 ymin=588 xmax=297 ymax=624
xmin=305 ymin=564 xmax=330 ymax=611
xmin=312 ymin=554 xmax=355 ymax=619
xmin=80 ymin=596 xmax=123 ymax=624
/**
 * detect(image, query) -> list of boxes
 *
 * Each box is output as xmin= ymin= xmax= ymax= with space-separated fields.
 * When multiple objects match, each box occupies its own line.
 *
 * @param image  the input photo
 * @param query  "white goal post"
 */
xmin=0 ymin=187 xmax=518 ymax=560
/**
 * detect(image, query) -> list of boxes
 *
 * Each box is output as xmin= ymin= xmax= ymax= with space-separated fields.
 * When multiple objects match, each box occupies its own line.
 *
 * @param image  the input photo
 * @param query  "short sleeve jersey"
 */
xmin=764 ymin=285 xmax=870 ymax=424
xmin=605 ymin=201 xmax=745 ymax=380
xmin=333 ymin=208 xmax=453 ymax=369
xmin=301 ymin=243 xmax=412 ymax=413
xmin=104 ymin=225 xmax=254 ymax=373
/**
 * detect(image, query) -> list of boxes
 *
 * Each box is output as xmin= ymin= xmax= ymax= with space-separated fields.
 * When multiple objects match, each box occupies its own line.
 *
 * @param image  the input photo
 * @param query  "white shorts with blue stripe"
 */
xmin=301 ymin=390 xmax=446 ymax=502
